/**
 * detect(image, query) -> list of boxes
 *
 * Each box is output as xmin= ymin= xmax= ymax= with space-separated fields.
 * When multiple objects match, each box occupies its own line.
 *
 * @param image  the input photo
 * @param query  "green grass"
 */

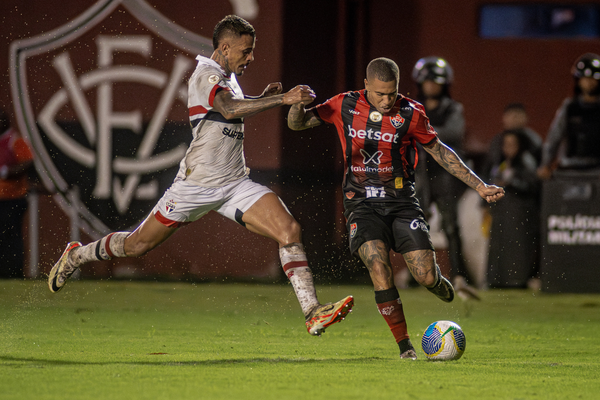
xmin=1 ymin=280 xmax=599 ymax=400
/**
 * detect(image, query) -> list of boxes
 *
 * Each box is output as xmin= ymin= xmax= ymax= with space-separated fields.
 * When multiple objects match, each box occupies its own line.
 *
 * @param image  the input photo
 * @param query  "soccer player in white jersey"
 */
xmin=49 ymin=15 xmax=353 ymax=336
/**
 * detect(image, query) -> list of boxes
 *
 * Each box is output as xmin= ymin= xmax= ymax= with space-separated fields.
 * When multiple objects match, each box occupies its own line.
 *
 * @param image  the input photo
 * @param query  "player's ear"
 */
xmin=220 ymin=40 xmax=231 ymax=56
xmin=364 ymin=78 xmax=369 ymax=90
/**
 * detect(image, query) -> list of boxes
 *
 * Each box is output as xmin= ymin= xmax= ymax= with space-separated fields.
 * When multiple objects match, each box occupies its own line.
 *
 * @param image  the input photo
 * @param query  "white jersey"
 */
xmin=176 ymin=55 xmax=249 ymax=187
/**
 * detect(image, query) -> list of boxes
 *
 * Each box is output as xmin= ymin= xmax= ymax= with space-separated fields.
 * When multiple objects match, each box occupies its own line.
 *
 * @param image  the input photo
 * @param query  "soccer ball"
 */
xmin=421 ymin=320 xmax=466 ymax=361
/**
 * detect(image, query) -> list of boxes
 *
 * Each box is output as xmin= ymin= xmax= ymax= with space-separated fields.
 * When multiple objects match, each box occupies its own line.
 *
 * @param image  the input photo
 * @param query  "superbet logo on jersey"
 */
xmin=9 ymin=0 xmax=213 ymax=237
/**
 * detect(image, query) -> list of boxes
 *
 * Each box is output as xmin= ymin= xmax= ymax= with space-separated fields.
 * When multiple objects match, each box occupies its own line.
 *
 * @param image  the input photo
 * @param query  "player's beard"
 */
xmin=235 ymin=63 xmax=249 ymax=76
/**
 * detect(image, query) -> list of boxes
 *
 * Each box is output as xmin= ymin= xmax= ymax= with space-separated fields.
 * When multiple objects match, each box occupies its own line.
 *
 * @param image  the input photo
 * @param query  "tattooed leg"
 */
xmin=403 ymin=249 xmax=438 ymax=287
xmin=358 ymin=240 xmax=394 ymax=291
xmin=360 ymin=240 xmax=414 ymax=357
xmin=404 ymin=249 xmax=455 ymax=303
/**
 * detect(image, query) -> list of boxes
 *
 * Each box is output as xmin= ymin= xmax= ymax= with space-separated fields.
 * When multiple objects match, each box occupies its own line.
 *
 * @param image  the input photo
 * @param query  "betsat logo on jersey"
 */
xmin=10 ymin=0 xmax=213 ymax=237
xmin=347 ymin=126 xmax=400 ymax=143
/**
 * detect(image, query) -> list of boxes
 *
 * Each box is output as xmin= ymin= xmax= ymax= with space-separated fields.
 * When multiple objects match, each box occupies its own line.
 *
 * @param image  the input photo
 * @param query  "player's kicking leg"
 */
xmin=48 ymin=241 xmax=82 ymax=292
xmin=404 ymin=249 xmax=455 ymax=303
xmin=48 ymin=232 xmax=132 ymax=292
xmin=278 ymin=242 xmax=353 ymax=336
xmin=241 ymin=192 xmax=353 ymax=336
xmin=304 ymin=294 xmax=354 ymax=336
xmin=48 ymin=214 xmax=176 ymax=293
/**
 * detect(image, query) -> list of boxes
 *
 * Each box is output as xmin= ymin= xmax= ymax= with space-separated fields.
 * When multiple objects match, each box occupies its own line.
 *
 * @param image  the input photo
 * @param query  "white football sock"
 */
xmin=279 ymin=243 xmax=319 ymax=317
xmin=70 ymin=231 xmax=129 ymax=267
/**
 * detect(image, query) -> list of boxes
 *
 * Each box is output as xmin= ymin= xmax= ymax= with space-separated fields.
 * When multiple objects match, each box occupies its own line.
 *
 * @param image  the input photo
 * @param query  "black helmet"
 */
xmin=572 ymin=53 xmax=600 ymax=80
xmin=412 ymin=56 xmax=454 ymax=85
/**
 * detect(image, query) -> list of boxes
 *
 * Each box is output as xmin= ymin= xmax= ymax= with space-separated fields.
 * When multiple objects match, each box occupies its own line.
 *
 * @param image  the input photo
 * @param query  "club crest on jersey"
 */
xmin=350 ymin=223 xmax=357 ymax=238
xmin=208 ymin=74 xmax=220 ymax=84
xmin=369 ymin=111 xmax=383 ymax=122
xmin=345 ymin=191 xmax=355 ymax=199
xmin=165 ymin=199 xmax=177 ymax=214
xmin=390 ymin=113 xmax=405 ymax=128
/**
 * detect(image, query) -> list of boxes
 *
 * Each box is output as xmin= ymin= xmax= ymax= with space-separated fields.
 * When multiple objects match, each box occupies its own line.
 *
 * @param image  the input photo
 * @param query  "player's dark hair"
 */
xmin=366 ymin=58 xmax=400 ymax=83
xmin=213 ymin=15 xmax=255 ymax=50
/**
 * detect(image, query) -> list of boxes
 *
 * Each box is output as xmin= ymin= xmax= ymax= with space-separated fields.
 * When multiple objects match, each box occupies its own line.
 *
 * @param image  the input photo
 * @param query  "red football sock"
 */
xmin=377 ymin=299 xmax=409 ymax=343
xmin=376 ymin=288 xmax=409 ymax=343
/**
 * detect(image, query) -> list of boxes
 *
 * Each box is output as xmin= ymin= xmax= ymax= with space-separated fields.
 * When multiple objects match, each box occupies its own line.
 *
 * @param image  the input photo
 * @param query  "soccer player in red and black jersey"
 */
xmin=288 ymin=57 xmax=504 ymax=359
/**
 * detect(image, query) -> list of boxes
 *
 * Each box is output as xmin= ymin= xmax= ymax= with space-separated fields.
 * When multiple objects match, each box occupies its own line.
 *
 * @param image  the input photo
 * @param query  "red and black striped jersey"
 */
xmin=314 ymin=89 xmax=438 ymax=202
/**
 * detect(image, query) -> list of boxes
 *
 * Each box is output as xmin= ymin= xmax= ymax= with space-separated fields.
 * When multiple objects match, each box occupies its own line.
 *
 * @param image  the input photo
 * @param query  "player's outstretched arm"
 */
xmin=244 ymin=82 xmax=283 ymax=99
xmin=424 ymin=140 xmax=505 ymax=203
xmin=213 ymin=85 xmax=315 ymax=120
xmin=287 ymin=103 xmax=322 ymax=131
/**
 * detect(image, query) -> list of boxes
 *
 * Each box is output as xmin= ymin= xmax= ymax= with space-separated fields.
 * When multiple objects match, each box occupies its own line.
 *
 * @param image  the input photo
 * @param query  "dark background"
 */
xmin=1 ymin=0 xmax=597 ymax=283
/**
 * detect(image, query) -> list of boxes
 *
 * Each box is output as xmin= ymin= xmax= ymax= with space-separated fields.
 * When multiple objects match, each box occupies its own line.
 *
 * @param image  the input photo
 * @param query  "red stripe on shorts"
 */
xmin=154 ymin=211 xmax=189 ymax=228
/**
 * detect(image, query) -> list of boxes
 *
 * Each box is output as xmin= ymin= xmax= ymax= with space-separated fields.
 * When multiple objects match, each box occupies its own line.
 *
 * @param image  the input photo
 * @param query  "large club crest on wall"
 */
xmin=9 ymin=0 xmax=213 ymax=238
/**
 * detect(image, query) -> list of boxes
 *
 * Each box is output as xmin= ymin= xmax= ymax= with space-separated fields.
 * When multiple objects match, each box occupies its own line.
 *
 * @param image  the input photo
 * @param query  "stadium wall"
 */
xmin=1 ymin=0 xmax=597 ymax=282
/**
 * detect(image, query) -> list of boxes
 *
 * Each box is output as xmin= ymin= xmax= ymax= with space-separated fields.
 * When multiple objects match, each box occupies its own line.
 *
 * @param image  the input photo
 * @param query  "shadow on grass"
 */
xmin=0 ymin=355 xmax=386 ymax=367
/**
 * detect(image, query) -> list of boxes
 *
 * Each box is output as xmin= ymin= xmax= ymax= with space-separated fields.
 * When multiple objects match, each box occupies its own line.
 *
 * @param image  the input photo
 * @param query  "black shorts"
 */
xmin=345 ymin=202 xmax=434 ymax=256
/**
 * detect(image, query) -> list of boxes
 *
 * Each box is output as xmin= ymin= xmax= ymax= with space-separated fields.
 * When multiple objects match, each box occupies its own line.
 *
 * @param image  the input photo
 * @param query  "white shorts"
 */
xmin=152 ymin=177 xmax=274 ymax=227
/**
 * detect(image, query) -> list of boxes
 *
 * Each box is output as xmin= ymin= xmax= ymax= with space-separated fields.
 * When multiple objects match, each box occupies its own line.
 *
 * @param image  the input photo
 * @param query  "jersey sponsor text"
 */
xmin=347 ymin=126 xmax=400 ymax=143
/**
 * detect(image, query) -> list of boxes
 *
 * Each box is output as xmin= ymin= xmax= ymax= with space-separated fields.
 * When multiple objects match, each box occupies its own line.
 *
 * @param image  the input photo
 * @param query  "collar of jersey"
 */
xmin=195 ymin=55 xmax=231 ymax=80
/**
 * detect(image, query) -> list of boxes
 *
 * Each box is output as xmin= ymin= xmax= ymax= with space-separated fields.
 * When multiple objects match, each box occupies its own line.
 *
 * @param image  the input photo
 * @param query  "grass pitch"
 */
xmin=1 ymin=280 xmax=599 ymax=400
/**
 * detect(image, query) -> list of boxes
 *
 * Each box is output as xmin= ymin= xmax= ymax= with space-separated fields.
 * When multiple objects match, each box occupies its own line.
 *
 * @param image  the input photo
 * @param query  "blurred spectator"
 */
xmin=412 ymin=56 xmax=478 ymax=296
xmin=0 ymin=109 xmax=34 ymax=279
xmin=486 ymin=130 xmax=540 ymax=288
xmin=538 ymin=53 xmax=600 ymax=179
xmin=489 ymin=103 xmax=543 ymax=166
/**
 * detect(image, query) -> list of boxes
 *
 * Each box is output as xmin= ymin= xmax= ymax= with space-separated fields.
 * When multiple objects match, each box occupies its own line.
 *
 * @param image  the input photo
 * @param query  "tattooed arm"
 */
xmin=213 ymin=84 xmax=315 ymax=120
xmin=287 ymin=103 xmax=323 ymax=131
xmin=424 ymin=139 xmax=505 ymax=203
